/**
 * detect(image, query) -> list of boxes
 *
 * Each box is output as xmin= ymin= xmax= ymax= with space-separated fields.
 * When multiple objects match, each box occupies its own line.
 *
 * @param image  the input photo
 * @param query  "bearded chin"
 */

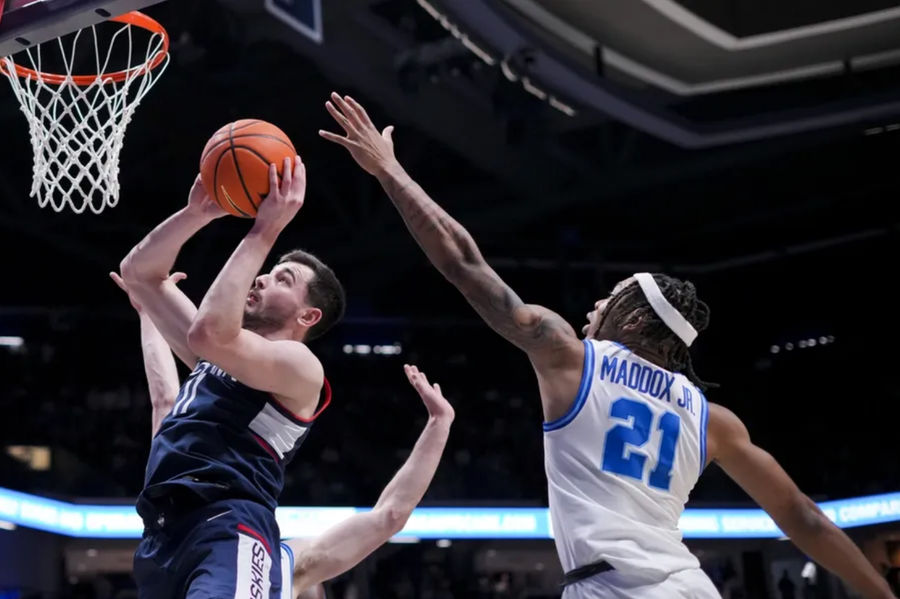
xmin=243 ymin=307 xmax=291 ymax=334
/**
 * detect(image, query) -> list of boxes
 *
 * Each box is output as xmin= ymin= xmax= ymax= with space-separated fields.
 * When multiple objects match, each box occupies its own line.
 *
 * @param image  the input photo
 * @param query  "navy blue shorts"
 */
xmin=134 ymin=497 xmax=283 ymax=599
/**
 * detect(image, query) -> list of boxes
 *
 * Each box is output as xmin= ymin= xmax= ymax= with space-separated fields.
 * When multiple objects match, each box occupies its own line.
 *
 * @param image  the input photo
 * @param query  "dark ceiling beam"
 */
xmin=442 ymin=0 xmax=900 ymax=148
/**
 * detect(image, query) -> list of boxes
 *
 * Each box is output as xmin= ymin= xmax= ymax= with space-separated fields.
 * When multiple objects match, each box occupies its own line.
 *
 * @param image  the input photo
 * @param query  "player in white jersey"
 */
xmin=112 ymin=272 xmax=455 ymax=599
xmin=321 ymin=93 xmax=896 ymax=599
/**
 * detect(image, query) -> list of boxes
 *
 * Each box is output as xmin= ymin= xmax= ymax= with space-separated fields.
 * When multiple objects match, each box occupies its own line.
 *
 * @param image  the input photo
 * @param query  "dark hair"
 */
xmin=601 ymin=274 xmax=716 ymax=391
xmin=277 ymin=249 xmax=346 ymax=340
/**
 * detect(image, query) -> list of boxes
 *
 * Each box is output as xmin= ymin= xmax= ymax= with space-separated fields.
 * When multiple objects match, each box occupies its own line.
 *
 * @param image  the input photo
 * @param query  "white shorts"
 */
xmin=563 ymin=567 xmax=721 ymax=599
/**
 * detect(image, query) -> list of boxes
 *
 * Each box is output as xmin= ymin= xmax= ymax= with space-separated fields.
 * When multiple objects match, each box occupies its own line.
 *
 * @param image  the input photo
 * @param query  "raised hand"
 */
xmin=186 ymin=175 xmax=228 ymax=221
xmin=252 ymin=156 xmax=307 ymax=238
xmin=319 ymin=92 xmax=398 ymax=177
xmin=110 ymin=271 xmax=187 ymax=313
xmin=404 ymin=364 xmax=455 ymax=424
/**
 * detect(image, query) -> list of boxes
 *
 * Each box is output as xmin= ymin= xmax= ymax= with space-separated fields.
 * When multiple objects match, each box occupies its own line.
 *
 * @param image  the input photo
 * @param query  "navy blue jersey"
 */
xmin=139 ymin=360 xmax=330 ymax=515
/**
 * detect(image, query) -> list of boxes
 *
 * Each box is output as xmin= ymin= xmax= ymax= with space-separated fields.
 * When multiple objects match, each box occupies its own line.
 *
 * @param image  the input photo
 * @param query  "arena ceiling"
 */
xmin=0 ymin=0 xmax=898 ymax=316
xmin=415 ymin=0 xmax=900 ymax=147
xmin=514 ymin=0 xmax=900 ymax=93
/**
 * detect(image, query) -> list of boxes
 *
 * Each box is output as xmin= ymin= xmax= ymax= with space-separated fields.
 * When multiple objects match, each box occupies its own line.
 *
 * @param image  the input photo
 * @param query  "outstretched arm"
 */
xmin=120 ymin=177 xmax=226 ymax=368
xmin=186 ymin=157 xmax=323 ymax=412
xmin=287 ymin=365 xmax=454 ymax=594
xmin=140 ymin=312 xmax=179 ymax=437
xmin=709 ymin=403 xmax=895 ymax=599
xmin=110 ymin=272 xmax=183 ymax=437
xmin=320 ymin=93 xmax=578 ymax=364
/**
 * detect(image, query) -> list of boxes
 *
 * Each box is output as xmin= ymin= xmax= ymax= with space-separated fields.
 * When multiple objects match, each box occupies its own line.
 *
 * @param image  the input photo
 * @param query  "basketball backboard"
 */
xmin=0 ymin=0 xmax=163 ymax=57
xmin=266 ymin=0 xmax=322 ymax=44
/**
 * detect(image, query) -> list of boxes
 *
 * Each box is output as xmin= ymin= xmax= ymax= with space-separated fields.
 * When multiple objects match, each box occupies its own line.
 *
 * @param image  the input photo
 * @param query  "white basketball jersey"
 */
xmin=543 ymin=339 xmax=709 ymax=584
xmin=280 ymin=542 xmax=293 ymax=599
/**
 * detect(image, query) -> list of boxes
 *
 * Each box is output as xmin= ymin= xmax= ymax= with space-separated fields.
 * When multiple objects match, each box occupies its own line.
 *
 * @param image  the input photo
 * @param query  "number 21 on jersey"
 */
xmin=601 ymin=397 xmax=681 ymax=491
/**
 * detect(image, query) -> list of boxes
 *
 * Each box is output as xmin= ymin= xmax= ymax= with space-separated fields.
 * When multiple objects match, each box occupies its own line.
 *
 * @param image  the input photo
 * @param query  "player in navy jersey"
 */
xmin=112 ymin=271 xmax=454 ymax=599
xmin=119 ymin=156 xmax=347 ymax=598
xmin=321 ymin=94 xmax=895 ymax=599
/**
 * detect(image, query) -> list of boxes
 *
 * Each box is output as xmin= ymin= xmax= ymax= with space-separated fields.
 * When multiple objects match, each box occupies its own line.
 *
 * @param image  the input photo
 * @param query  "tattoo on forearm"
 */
xmin=381 ymin=173 xmax=562 ymax=348
xmin=383 ymin=176 xmax=478 ymax=264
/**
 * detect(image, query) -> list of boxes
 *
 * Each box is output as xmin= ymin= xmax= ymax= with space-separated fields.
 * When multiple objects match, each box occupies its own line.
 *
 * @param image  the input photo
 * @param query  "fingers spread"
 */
xmin=331 ymin=93 xmax=362 ymax=128
xmin=318 ymin=129 xmax=358 ymax=150
xmin=344 ymin=95 xmax=370 ymax=125
xmin=326 ymin=100 xmax=353 ymax=134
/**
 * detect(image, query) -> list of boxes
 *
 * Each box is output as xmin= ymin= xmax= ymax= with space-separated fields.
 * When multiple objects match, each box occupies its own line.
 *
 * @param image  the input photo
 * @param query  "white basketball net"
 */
xmin=1 ymin=20 xmax=169 ymax=214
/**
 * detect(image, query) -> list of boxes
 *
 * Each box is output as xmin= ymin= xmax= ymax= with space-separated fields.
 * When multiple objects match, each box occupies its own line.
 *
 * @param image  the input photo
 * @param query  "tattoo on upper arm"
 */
xmin=465 ymin=272 xmax=557 ymax=345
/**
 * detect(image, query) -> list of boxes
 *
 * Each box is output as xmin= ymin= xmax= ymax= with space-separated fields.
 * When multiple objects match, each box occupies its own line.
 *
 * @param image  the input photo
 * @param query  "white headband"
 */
xmin=633 ymin=273 xmax=698 ymax=347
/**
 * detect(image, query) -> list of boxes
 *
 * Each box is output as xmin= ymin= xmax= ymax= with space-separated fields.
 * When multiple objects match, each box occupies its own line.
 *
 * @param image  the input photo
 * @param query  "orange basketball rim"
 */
xmin=0 ymin=11 xmax=169 ymax=85
xmin=0 ymin=8 xmax=171 ymax=214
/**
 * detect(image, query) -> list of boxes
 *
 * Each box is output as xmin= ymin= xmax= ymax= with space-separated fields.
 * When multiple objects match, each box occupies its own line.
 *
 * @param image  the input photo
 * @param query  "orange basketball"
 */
xmin=199 ymin=120 xmax=297 ymax=218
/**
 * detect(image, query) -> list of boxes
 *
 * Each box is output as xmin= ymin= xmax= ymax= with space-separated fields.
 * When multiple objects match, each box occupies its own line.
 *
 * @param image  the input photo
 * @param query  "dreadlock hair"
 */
xmin=600 ymin=274 xmax=717 ymax=391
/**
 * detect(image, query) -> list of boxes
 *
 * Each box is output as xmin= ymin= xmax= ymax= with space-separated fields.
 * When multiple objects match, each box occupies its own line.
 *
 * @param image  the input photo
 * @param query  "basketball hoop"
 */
xmin=0 ymin=11 xmax=169 ymax=214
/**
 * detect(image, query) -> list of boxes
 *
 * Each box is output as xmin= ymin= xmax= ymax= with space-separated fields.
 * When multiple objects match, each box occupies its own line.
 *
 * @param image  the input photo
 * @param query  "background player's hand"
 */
xmin=320 ymin=92 xmax=398 ymax=177
xmin=404 ymin=364 xmax=455 ymax=425
xmin=252 ymin=156 xmax=307 ymax=238
xmin=186 ymin=175 xmax=228 ymax=221
xmin=110 ymin=271 xmax=187 ymax=313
